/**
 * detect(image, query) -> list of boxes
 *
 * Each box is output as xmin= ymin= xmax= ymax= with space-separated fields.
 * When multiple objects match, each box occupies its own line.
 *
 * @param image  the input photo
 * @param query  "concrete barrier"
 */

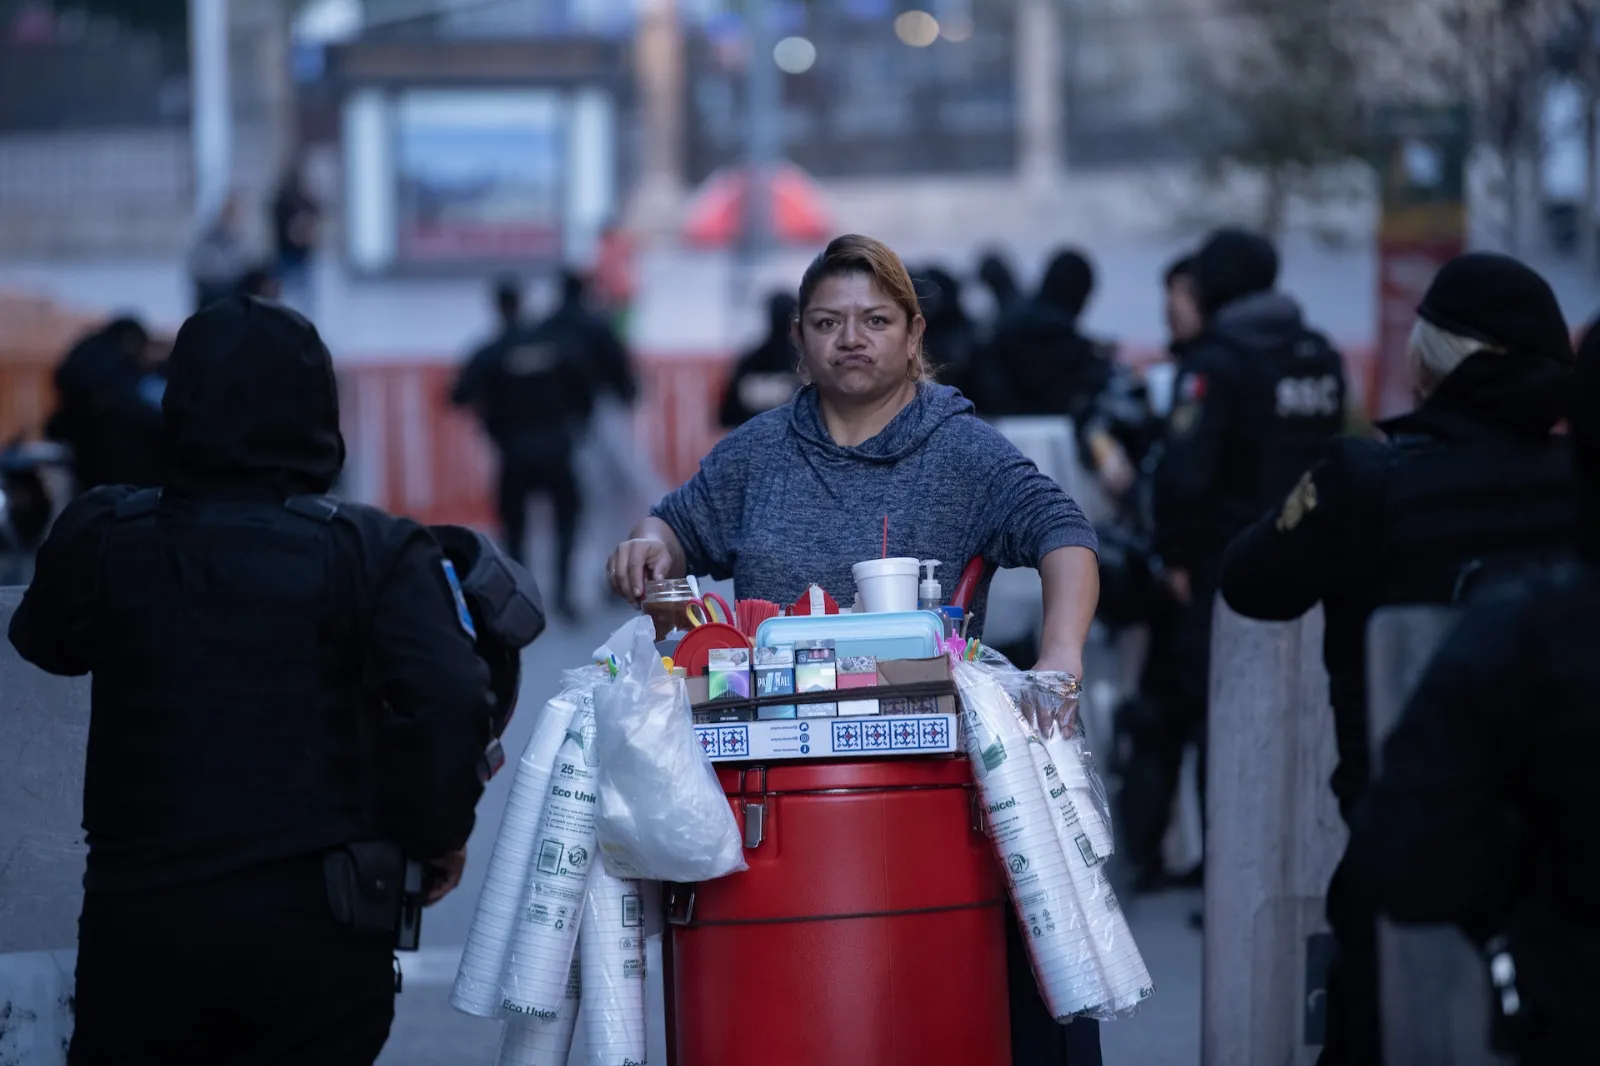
xmin=0 ymin=586 xmax=88 ymax=1065
xmin=1203 ymin=600 xmax=1346 ymax=1066
xmin=1365 ymin=607 xmax=1510 ymax=1066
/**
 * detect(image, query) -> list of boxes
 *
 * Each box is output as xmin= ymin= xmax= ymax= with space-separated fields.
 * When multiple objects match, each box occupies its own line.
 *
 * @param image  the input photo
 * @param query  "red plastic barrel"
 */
xmin=666 ymin=756 xmax=1011 ymax=1066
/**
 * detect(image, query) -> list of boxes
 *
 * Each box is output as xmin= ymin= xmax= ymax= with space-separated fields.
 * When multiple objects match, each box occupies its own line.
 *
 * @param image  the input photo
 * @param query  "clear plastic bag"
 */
xmin=592 ymin=616 xmax=747 ymax=882
xmin=954 ymin=651 xmax=1152 ymax=1021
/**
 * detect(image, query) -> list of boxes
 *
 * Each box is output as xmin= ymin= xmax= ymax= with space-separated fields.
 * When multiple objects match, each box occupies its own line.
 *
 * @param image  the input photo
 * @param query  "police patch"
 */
xmin=441 ymin=559 xmax=478 ymax=640
xmin=1179 ymin=372 xmax=1207 ymax=402
xmin=1275 ymin=472 xmax=1319 ymax=532
xmin=1170 ymin=401 xmax=1201 ymax=438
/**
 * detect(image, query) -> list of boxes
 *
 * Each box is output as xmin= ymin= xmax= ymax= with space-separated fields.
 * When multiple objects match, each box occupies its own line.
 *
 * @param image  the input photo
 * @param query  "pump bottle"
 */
xmin=918 ymin=559 xmax=943 ymax=613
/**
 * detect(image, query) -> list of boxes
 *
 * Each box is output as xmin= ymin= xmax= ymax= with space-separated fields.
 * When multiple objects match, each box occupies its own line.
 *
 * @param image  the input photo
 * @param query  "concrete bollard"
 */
xmin=0 ymin=587 xmax=88 ymax=1065
xmin=1202 ymin=599 xmax=1346 ymax=1066
xmin=1365 ymin=607 xmax=1511 ymax=1066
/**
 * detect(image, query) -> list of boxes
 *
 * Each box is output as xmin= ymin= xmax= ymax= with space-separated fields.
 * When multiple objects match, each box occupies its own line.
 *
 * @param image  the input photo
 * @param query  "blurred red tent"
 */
xmin=681 ymin=164 xmax=833 ymax=248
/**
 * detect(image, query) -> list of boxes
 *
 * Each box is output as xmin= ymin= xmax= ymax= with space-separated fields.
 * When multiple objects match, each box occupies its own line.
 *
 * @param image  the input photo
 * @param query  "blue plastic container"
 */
xmin=754 ymin=611 xmax=945 ymax=662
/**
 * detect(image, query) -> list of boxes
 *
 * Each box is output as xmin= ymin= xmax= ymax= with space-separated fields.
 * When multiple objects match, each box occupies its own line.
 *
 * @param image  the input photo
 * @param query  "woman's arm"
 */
xmin=1034 ymin=545 xmax=1099 ymax=678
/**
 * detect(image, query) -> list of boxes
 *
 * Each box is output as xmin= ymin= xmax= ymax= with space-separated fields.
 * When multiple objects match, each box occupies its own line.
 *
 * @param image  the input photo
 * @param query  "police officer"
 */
xmin=9 ymin=296 xmax=495 ymax=1065
xmin=47 ymin=316 xmax=165 ymax=492
xmin=718 ymin=292 xmax=800 ymax=428
xmin=983 ymin=248 xmax=1113 ymax=421
xmin=1140 ymin=227 xmax=1347 ymax=874
xmin=454 ymin=274 xmax=612 ymax=620
xmin=1220 ymin=252 xmax=1579 ymax=1066
xmin=1342 ymin=322 xmax=1600 ymax=1066
xmin=1114 ymin=252 xmax=1208 ymax=892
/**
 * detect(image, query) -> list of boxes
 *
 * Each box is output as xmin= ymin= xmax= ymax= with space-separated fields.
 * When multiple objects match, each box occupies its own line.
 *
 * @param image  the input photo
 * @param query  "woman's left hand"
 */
xmin=1027 ymin=645 xmax=1083 ymax=738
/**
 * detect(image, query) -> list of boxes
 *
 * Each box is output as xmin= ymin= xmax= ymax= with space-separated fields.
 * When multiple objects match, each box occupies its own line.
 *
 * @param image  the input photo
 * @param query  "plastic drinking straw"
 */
xmin=882 ymin=515 xmax=888 ymax=558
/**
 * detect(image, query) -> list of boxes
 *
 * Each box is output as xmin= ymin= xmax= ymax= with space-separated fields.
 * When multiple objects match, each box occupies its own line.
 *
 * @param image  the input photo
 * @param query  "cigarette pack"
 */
xmin=837 ymin=654 xmax=880 ymax=716
xmin=707 ymin=647 xmax=751 ymax=702
xmin=794 ymin=639 xmax=836 ymax=718
xmin=754 ymin=645 xmax=796 ymax=720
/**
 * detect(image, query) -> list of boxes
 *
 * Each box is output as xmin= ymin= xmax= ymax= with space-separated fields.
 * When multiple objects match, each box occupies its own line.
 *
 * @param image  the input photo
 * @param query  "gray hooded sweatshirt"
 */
xmin=652 ymin=382 xmax=1098 ymax=635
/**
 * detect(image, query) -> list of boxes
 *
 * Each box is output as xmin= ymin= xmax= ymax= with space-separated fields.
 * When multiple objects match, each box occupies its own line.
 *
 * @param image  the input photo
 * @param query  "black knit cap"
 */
xmin=1192 ymin=227 xmax=1279 ymax=317
xmin=1416 ymin=252 xmax=1574 ymax=365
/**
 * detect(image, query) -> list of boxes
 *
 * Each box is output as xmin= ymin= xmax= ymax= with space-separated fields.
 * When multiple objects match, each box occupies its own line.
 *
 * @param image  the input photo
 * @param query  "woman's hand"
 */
xmin=1028 ymin=646 xmax=1083 ymax=738
xmin=608 ymin=536 xmax=673 ymax=604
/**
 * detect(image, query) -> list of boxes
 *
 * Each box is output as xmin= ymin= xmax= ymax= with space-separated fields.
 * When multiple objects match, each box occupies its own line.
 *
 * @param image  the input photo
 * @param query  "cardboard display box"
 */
xmin=686 ymin=655 xmax=959 ymax=762
xmin=693 ymin=713 xmax=960 ymax=763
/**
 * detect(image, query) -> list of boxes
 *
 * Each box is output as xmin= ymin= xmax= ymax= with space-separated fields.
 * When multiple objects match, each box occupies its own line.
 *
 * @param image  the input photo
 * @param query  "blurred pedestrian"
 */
xmin=46 ymin=316 xmax=165 ymax=491
xmin=912 ymin=264 xmax=985 ymax=401
xmin=1110 ymin=254 xmax=1206 ymax=892
xmin=187 ymin=191 xmax=251 ymax=313
xmin=1221 ymin=252 xmax=1579 ymax=1066
xmin=271 ymin=155 xmax=321 ymax=317
xmin=1164 ymin=254 xmax=1203 ymax=358
xmin=10 ymin=296 xmax=495 ymax=1066
xmin=1142 ymin=227 xmax=1347 ymax=882
xmin=452 ymin=276 xmax=601 ymax=621
xmin=1342 ymin=315 xmax=1600 ymax=1066
xmin=719 ymin=291 xmax=800 ymax=428
xmin=983 ymin=247 xmax=1114 ymax=421
xmin=976 ymin=249 xmax=1024 ymax=322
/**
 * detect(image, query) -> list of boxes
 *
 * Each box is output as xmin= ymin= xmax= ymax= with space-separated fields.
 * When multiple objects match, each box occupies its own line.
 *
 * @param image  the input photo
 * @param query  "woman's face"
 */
xmin=795 ymin=272 xmax=924 ymax=403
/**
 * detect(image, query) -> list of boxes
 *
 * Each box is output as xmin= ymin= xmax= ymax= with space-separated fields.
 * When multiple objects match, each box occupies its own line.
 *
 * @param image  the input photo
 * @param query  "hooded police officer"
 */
xmin=1341 ymin=314 xmax=1600 ymax=1066
xmin=9 ymin=296 xmax=498 ymax=1065
xmin=1137 ymin=228 xmax=1347 ymax=879
xmin=1220 ymin=252 xmax=1580 ymax=1066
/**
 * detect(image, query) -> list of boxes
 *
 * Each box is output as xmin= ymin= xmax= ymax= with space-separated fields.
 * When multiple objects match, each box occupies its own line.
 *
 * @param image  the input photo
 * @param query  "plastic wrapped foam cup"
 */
xmin=452 ymin=684 xmax=588 ymax=1018
xmin=851 ymin=557 xmax=920 ymax=613
xmin=497 ymin=958 xmax=582 ymax=1066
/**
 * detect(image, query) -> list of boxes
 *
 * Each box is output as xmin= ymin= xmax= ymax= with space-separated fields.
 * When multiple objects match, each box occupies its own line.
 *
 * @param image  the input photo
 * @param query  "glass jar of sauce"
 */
xmin=642 ymin=578 xmax=696 ymax=641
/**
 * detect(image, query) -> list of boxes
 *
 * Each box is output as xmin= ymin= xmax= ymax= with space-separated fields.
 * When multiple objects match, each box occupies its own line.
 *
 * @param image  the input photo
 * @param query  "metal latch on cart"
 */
xmin=741 ymin=765 xmax=768 ymax=849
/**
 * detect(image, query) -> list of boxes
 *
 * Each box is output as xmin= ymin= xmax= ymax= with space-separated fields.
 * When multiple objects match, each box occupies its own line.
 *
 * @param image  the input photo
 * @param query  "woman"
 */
xmin=608 ymin=234 xmax=1103 ymax=1064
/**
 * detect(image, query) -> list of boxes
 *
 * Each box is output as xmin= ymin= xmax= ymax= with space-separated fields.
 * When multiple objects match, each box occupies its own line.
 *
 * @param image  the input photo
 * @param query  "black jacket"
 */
xmin=1154 ymin=291 xmax=1346 ymax=570
xmin=47 ymin=320 xmax=165 ymax=491
xmin=1220 ymin=353 xmax=1577 ymax=820
xmin=720 ymin=299 xmax=800 ymax=429
xmin=1345 ymin=566 xmax=1600 ymax=1066
xmin=9 ymin=296 xmax=491 ymax=892
xmin=979 ymin=299 xmax=1112 ymax=421
xmin=453 ymin=301 xmax=626 ymax=459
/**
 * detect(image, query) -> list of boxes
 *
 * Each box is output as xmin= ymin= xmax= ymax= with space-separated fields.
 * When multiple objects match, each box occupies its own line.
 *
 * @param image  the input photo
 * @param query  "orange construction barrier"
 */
xmin=335 ymin=353 xmax=732 ymax=527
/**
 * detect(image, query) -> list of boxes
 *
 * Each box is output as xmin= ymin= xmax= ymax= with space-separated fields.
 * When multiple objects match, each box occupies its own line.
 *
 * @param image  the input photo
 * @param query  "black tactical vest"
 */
xmin=1216 ymin=330 xmax=1348 ymax=538
xmin=1377 ymin=428 xmax=1576 ymax=605
xmin=85 ymin=488 xmax=381 ymax=892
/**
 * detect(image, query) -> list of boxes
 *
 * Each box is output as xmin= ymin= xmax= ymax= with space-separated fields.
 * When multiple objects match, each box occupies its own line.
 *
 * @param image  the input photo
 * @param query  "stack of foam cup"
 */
xmin=503 ymin=699 xmax=601 ymax=1017
xmin=961 ymin=672 xmax=1108 ymax=1020
xmin=1027 ymin=734 xmax=1153 ymax=1015
xmin=1068 ymin=857 xmax=1154 ymax=1015
xmin=497 ymin=958 xmax=583 ymax=1066
xmin=579 ymin=867 xmax=648 ymax=1066
xmin=1044 ymin=727 xmax=1116 ymax=861
xmin=452 ymin=687 xmax=586 ymax=1017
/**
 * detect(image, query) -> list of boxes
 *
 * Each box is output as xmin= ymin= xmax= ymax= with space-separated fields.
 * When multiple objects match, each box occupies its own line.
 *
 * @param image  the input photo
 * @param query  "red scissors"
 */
xmin=684 ymin=591 xmax=735 ymax=628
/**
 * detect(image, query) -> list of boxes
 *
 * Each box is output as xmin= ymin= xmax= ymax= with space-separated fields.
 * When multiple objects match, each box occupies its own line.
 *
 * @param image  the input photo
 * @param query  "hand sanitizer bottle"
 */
xmin=918 ymin=559 xmax=943 ymax=614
